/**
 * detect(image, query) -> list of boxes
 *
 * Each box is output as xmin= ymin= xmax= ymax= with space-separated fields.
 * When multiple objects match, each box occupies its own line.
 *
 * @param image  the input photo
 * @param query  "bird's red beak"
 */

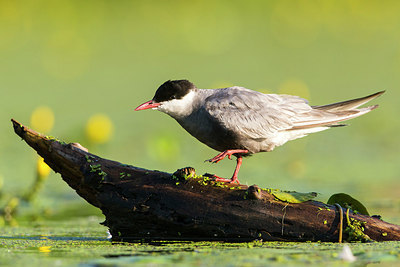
xmin=134 ymin=100 xmax=161 ymax=111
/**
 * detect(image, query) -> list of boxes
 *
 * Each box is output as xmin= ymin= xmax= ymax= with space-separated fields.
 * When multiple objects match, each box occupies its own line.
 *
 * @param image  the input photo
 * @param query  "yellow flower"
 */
xmin=85 ymin=114 xmax=114 ymax=144
xmin=38 ymin=246 xmax=51 ymax=253
xmin=7 ymin=197 xmax=19 ymax=210
xmin=30 ymin=106 xmax=55 ymax=133
xmin=37 ymin=157 xmax=51 ymax=179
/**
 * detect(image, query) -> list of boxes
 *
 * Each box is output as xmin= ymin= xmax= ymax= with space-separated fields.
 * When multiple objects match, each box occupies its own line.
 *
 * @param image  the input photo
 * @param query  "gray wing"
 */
xmin=203 ymin=87 xmax=312 ymax=139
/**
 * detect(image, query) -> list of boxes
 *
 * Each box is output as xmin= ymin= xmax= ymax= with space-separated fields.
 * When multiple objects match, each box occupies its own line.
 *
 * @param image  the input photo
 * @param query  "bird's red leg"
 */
xmin=206 ymin=149 xmax=248 ymax=184
xmin=213 ymin=156 xmax=244 ymax=184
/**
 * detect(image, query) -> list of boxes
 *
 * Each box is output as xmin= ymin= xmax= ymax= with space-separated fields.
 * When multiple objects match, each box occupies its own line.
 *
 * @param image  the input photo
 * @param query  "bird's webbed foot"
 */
xmin=204 ymin=173 xmax=240 ymax=184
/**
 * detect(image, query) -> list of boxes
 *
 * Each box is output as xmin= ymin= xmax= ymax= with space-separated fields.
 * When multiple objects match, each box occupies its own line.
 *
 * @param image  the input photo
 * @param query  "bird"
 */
xmin=135 ymin=80 xmax=384 ymax=184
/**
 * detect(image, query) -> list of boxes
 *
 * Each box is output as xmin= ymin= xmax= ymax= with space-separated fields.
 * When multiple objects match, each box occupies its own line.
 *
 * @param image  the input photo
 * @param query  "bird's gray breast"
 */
xmin=175 ymin=107 xmax=245 ymax=152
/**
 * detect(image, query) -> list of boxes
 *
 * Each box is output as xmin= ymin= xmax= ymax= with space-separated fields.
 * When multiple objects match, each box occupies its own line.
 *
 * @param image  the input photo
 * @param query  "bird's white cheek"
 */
xmin=155 ymin=91 xmax=196 ymax=118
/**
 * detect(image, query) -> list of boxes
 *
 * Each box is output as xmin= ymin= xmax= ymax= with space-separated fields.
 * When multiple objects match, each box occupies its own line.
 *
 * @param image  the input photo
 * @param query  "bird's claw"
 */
xmin=206 ymin=151 xmax=230 ymax=164
xmin=205 ymin=155 xmax=224 ymax=164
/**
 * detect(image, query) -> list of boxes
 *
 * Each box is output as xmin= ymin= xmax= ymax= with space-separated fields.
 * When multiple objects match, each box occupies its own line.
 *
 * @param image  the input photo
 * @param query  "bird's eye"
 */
xmin=171 ymin=95 xmax=176 ymax=100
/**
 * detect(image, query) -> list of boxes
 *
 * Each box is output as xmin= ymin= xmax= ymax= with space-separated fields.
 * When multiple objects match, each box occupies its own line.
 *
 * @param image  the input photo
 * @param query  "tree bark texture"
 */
xmin=11 ymin=119 xmax=400 ymax=242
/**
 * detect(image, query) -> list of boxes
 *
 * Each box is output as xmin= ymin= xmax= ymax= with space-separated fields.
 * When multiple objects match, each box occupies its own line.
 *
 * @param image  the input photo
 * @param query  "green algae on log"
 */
xmin=11 ymin=119 xmax=400 ymax=242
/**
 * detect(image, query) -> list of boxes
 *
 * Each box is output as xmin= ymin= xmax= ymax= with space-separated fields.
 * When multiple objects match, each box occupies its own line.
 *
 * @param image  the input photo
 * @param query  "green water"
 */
xmin=0 ymin=216 xmax=398 ymax=267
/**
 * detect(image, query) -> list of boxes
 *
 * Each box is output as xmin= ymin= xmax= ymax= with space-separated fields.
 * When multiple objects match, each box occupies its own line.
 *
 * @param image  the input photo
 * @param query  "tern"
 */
xmin=135 ymin=80 xmax=384 ymax=184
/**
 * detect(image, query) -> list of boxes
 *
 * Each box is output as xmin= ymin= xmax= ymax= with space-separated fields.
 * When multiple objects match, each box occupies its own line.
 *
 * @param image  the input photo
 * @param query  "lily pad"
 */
xmin=327 ymin=193 xmax=369 ymax=216
xmin=269 ymin=189 xmax=318 ymax=203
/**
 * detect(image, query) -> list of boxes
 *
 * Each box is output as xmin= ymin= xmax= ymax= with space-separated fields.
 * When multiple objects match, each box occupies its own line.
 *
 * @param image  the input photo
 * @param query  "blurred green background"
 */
xmin=1 ymin=0 xmax=399 ymax=220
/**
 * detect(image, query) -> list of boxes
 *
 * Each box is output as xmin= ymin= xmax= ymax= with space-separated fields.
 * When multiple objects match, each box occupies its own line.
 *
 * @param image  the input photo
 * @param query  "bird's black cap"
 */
xmin=153 ymin=80 xmax=196 ymax=103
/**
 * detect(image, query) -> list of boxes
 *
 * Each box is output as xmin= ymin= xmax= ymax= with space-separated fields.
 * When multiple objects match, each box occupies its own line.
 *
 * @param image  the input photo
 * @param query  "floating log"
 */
xmin=11 ymin=119 xmax=400 ymax=242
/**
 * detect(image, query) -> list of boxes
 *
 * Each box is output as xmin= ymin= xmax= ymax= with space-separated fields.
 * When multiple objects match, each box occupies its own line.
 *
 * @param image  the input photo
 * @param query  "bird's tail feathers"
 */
xmin=290 ymin=104 xmax=380 ymax=130
xmin=289 ymin=91 xmax=384 ymax=130
xmin=312 ymin=91 xmax=384 ymax=112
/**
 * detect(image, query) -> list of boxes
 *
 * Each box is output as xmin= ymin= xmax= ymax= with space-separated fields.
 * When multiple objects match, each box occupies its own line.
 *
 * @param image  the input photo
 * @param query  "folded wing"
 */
xmin=204 ymin=87 xmax=383 ymax=141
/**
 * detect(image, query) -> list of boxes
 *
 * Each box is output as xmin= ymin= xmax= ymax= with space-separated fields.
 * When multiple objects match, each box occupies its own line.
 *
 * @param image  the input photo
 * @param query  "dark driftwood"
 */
xmin=11 ymin=119 xmax=400 ymax=242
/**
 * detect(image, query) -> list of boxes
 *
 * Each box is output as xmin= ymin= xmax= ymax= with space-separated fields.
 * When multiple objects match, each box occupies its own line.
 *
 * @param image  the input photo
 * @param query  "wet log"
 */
xmin=11 ymin=119 xmax=400 ymax=242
